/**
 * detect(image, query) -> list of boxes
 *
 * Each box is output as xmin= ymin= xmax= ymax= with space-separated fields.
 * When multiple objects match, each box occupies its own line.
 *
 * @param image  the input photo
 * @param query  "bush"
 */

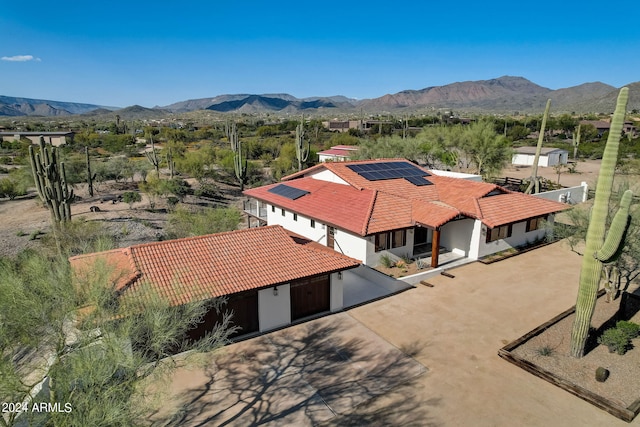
xmin=598 ymin=328 xmax=630 ymax=355
xmin=122 ymin=191 xmax=142 ymax=208
xmin=379 ymin=254 xmax=394 ymax=268
xmin=616 ymin=320 xmax=640 ymax=340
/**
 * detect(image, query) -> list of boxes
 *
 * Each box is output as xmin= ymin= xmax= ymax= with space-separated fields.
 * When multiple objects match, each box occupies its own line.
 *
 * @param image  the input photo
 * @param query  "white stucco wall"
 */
xmin=474 ymin=216 xmax=552 ymax=259
xmin=307 ymin=168 xmax=349 ymax=185
xmin=266 ymin=204 xmax=326 ymax=243
xmin=440 ymin=218 xmax=475 ymax=256
xmin=512 ymin=153 xmax=550 ymax=167
xmin=330 ymin=272 xmax=343 ymax=311
xmin=533 ymin=182 xmax=588 ymax=204
xmin=333 ymin=229 xmax=368 ymax=263
xmin=429 ymin=170 xmax=483 ymax=182
xmin=258 ymin=284 xmax=291 ymax=332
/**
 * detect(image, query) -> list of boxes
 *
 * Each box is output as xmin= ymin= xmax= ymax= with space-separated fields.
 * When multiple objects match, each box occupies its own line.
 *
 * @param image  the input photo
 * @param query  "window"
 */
xmin=271 ymin=205 xmax=275 ymax=213
xmin=526 ymin=216 xmax=544 ymax=232
xmin=281 ymin=208 xmax=285 ymax=217
xmin=375 ymin=230 xmax=407 ymax=252
xmin=391 ymin=230 xmax=406 ymax=248
xmin=293 ymin=213 xmax=298 ymax=221
xmin=310 ymin=219 xmax=316 ymax=228
xmin=486 ymin=224 xmax=512 ymax=243
xmin=375 ymin=232 xmax=389 ymax=252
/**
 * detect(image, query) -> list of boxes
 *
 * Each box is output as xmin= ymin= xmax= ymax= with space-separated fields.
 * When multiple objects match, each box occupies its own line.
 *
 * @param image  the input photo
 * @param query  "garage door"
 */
xmin=187 ymin=291 xmax=259 ymax=341
xmin=290 ymin=275 xmax=330 ymax=321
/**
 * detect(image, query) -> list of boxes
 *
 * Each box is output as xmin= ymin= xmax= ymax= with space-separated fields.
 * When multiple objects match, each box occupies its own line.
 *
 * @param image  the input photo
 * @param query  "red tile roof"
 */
xmin=249 ymin=159 xmax=567 ymax=233
xmin=69 ymin=226 xmax=360 ymax=307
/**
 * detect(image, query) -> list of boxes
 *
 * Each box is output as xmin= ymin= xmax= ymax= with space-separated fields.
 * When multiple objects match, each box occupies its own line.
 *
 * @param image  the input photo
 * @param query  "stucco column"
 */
xmin=431 ymin=228 xmax=441 ymax=268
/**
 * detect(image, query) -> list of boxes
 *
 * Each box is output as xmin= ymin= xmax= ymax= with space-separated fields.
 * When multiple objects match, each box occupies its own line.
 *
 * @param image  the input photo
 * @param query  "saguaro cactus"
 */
xmin=29 ymin=137 xmax=74 ymax=227
xmin=145 ymin=134 xmax=161 ymax=178
xmin=295 ymin=115 xmax=309 ymax=171
xmin=228 ymin=122 xmax=247 ymax=190
xmin=573 ymin=124 xmax=581 ymax=160
xmin=166 ymin=148 xmax=176 ymax=179
xmin=570 ymin=87 xmax=633 ymax=358
xmin=525 ymin=99 xmax=551 ymax=194
xmin=85 ymin=146 xmax=96 ymax=197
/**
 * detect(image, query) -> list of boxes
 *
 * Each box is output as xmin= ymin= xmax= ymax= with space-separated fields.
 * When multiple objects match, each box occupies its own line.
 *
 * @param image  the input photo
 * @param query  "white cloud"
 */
xmin=1 ymin=55 xmax=41 ymax=62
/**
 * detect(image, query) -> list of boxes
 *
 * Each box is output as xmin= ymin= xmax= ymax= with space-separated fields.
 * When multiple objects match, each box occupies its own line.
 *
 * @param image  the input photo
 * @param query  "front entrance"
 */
xmin=290 ymin=275 xmax=330 ymax=321
xmin=413 ymin=227 xmax=433 ymax=255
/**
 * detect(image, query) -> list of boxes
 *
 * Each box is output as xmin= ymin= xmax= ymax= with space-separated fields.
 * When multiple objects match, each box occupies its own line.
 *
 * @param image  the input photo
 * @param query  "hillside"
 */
xmin=0 ymin=95 xmax=115 ymax=116
xmin=3 ymin=76 xmax=639 ymax=117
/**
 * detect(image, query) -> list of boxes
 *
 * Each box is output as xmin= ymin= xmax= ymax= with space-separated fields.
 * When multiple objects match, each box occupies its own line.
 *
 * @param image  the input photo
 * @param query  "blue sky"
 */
xmin=2 ymin=1 xmax=639 ymax=108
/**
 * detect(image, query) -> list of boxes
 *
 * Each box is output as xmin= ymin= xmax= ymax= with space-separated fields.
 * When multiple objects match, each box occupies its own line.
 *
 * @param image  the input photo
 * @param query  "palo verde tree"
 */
xmin=0 ymin=245 xmax=235 ymax=426
xmin=525 ymin=99 xmax=551 ymax=194
xmin=29 ymin=137 xmax=74 ymax=228
xmin=570 ymin=87 xmax=635 ymax=358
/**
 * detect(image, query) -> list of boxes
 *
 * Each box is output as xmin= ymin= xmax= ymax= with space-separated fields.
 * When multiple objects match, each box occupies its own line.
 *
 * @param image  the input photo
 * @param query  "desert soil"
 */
xmin=512 ymin=292 xmax=640 ymax=408
xmin=0 ymin=181 xmax=247 ymax=258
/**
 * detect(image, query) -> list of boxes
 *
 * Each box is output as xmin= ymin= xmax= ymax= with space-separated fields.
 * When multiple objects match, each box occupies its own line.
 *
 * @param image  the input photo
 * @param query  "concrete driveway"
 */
xmin=161 ymin=241 xmax=640 ymax=426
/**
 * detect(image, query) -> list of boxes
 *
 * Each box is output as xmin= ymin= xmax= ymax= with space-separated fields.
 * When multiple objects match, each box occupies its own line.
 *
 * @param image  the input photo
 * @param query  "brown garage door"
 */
xmin=290 ymin=275 xmax=330 ymax=321
xmin=187 ymin=291 xmax=259 ymax=341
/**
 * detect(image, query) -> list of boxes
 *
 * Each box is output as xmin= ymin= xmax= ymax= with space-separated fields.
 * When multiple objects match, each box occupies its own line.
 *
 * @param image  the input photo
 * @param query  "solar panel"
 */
xmin=268 ymin=184 xmax=309 ymax=200
xmin=404 ymin=176 xmax=433 ymax=186
xmin=348 ymin=161 xmax=431 ymax=182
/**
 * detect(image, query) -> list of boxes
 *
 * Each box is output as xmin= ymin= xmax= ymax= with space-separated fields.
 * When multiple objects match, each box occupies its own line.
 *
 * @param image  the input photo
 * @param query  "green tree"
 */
xmin=462 ymin=120 xmax=513 ymax=178
xmin=0 ymin=175 xmax=28 ymax=200
xmin=0 ymin=249 xmax=233 ymax=427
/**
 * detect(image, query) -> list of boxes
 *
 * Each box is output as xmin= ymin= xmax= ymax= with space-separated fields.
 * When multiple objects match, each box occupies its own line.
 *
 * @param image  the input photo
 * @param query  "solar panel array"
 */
xmin=267 ymin=184 xmax=310 ymax=200
xmin=347 ymin=161 xmax=433 ymax=186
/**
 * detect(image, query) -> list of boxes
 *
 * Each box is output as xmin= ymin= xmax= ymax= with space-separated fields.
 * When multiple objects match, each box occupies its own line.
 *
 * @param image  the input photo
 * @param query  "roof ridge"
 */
xmin=363 ymin=189 xmax=379 ymax=235
xmin=126 ymin=224 xmax=283 ymax=251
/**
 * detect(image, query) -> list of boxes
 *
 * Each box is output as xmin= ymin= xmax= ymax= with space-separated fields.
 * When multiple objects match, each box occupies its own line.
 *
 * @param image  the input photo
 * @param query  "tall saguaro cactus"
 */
xmin=228 ymin=122 xmax=247 ymax=191
xmin=573 ymin=124 xmax=581 ymax=160
xmin=570 ymin=87 xmax=633 ymax=358
xmin=29 ymin=137 xmax=74 ymax=228
xmin=525 ymin=99 xmax=551 ymax=194
xmin=85 ymin=146 xmax=96 ymax=197
xmin=295 ymin=115 xmax=309 ymax=171
xmin=145 ymin=133 xmax=161 ymax=178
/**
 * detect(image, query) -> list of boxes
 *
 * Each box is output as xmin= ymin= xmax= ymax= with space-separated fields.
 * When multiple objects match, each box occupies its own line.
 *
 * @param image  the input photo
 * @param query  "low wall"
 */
xmin=533 ymin=182 xmax=588 ymax=204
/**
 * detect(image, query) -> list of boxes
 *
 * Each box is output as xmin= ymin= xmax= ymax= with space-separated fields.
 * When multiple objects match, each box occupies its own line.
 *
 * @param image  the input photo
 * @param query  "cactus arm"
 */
xmin=594 ymin=189 xmax=633 ymax=263
xmin=570 ymin=87 xmax=630 ymax=358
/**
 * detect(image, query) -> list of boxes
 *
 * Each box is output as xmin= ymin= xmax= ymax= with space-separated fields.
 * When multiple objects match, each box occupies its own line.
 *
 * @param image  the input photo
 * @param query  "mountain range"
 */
xmin=2 ymin=76 xmax=639 ymax=118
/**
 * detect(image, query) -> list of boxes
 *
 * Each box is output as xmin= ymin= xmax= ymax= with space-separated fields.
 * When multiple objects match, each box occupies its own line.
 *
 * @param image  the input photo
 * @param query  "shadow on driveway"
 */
xmin=162 ymin=313 xmax=438 ymax=426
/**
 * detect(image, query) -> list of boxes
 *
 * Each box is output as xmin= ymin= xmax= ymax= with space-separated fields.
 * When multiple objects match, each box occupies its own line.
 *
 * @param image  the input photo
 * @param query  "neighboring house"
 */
xmin=244 ymin=159 xmax=567 ymax=268
xmin=69 ymin=226 xmax=360 ymax=339
xmin=0 ymin=131 xmax=75 ymax=146
xmin=578 ymin=120 xmax=637 ymax=138
xmin=318 ymin=145 xmax=359 ymax=162
xmin=512 ymin=147 xmax=569 ymax=167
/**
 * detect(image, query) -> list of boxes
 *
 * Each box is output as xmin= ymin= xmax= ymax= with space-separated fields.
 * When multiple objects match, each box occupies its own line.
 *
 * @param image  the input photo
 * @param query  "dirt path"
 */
xmin=500 ymin=158 xmax=602 ymax=188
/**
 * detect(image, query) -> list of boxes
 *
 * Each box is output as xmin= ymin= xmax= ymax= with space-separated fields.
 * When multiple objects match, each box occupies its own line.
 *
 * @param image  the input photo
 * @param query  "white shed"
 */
xmin=512 ymin=147 xmax=569 ymax=167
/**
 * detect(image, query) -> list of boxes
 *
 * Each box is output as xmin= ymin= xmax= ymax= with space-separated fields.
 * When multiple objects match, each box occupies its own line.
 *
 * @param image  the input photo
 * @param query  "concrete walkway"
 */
xmin=160 ymin=241 xmax=640 ymax=426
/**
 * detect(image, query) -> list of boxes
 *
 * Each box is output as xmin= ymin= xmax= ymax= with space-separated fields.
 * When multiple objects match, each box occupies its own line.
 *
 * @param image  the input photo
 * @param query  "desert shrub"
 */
xmin=535 ymin=345 xmax=554 ymax=357
xmin=122 ymin=191 xmax=142 ymax=208
xmin=379 ymin=254 xmax=394 ymax=268
xmin=165 ymin=205 xmax=241 ymax=239
xmin=616 ymin=320 xmax=640 ymax=340
xmin=598 ymin=328 xmax=630 ymax=355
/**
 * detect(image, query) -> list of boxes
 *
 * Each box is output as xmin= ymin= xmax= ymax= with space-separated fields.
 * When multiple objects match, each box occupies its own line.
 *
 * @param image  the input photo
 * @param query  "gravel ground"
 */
xmin=512 ymin=291 xmax=640 ymax=408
